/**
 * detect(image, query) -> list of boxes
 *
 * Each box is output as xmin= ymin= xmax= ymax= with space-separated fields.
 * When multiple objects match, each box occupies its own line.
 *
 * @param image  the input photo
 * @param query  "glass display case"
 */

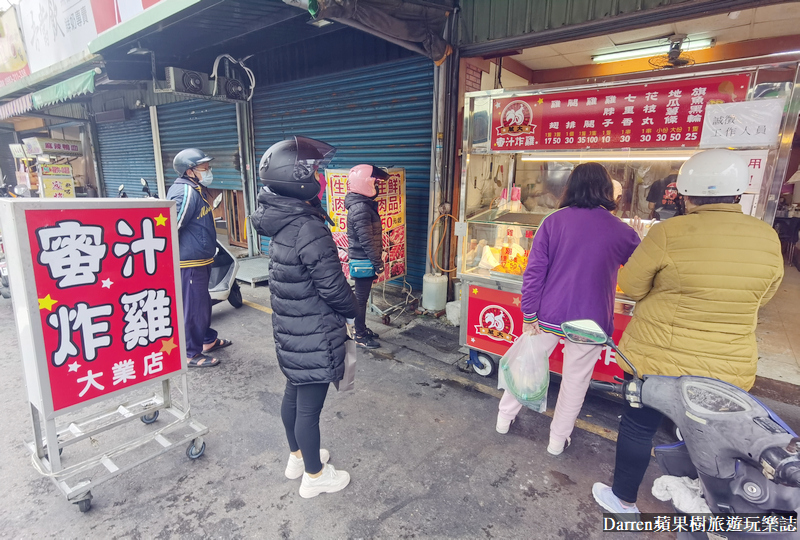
xmin=455 ymin=63 xmax=799 ymax=382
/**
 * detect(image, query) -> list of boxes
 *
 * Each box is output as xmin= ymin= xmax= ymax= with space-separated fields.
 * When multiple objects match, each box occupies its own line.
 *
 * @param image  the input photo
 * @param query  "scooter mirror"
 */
xmin=213 ymin=194 xmax=223 ymax=210
xmin=140 ymin=178 xmax=148 ymax=186
xmin=118 ymin=185 xmax=125 ymax=192
xmin=561 ymin=320 xmax=608 ymax=346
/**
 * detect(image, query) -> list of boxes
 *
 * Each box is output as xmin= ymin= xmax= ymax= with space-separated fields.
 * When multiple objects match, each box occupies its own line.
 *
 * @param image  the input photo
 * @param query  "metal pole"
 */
xmin=149 ymin=105 xmax=167 ymax=199
xmin=236 ymin=100 xmax=258 ymax=257
xmin=425 ymin=64 xmax=440 ymax=275
xmin=85 ymin=106 xmax=106 ymax=197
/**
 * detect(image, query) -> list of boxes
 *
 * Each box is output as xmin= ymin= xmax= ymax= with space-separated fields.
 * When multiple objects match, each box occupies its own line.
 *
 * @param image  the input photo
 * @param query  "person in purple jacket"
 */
xmin=496 ymin=163 xmax=641 ymax=456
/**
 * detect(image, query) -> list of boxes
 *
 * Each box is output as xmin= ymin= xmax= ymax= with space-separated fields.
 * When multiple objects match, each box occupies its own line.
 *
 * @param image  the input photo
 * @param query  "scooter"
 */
xmin=0 ymin=232 xmax=9 ymax=300
xmin=139 ymin=178 xmax=242 ymax=309
xmin=561 ymin=319 xmax=800 ymax=539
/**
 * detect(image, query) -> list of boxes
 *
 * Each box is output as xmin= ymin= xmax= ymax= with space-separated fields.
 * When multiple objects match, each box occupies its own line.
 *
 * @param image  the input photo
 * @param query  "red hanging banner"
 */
xmin=26 ymin=207 xmax=183 ymax=411
xmin=490 ymin=74 xmax=751 ymax=151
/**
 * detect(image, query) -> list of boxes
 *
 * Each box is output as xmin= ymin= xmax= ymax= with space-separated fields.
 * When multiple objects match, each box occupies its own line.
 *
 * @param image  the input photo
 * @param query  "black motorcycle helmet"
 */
xmin=258 ymin=136 xmax=336 ymax=201
xmin=174 ymin=148 xmax=213 ymax=177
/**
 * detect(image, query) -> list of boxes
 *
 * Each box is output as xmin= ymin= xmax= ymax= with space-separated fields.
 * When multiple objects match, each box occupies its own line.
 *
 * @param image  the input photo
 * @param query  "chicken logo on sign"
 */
xmin=476 ymin=305 xmax=516 ymax=343
xmin=497 ymin=100 xmax=535 ymax=137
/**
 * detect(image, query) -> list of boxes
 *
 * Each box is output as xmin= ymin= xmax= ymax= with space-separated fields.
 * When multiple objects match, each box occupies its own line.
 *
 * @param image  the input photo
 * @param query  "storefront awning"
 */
xmin=30 ymin=69 xmax=98 ymax=109
xmin=0 ymin=95 xmax=33 ymax=121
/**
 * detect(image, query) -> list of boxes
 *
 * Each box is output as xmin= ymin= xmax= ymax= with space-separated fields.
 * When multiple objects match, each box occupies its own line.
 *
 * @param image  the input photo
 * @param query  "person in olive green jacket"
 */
xmin=593 ymin=149 xmax=784 ymax=516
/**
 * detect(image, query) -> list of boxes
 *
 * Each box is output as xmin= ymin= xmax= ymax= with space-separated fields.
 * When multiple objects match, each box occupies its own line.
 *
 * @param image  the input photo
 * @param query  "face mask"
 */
xmin=198 ymin=169 xmax=213 ymax=187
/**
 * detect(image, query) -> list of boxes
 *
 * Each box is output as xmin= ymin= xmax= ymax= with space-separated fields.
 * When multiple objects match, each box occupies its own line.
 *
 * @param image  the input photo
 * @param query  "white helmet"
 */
xmin=677 ymin=149 xmax=748 ymax=197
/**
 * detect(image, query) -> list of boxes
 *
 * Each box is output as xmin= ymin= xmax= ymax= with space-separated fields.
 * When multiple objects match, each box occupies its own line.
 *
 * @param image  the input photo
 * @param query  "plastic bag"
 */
xmin=498 ymin=333 xmax=550 ymax=413
xmin=334 ymin=339 xmax=357 ymax=392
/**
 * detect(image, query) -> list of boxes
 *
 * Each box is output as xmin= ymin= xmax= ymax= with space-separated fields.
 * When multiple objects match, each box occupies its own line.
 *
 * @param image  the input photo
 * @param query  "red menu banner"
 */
xmin=326 ymin=169 xmax=407 ymax=283
xmin=491 ymin=74 xmax=751 ymax=151
xmin=26 ymin=207 xmax=183 ymax=411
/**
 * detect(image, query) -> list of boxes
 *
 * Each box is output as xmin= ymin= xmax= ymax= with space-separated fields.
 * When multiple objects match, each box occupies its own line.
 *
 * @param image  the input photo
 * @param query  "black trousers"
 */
xmin=181 ymin=265 xmax=218 ymax=358
xmin=281 ymin=380 xmax=330 ymax=474
xmin=612 ymin=401 xmax=664 ymax=503
xmin=353 ymin=276 xmax=374 ymax=337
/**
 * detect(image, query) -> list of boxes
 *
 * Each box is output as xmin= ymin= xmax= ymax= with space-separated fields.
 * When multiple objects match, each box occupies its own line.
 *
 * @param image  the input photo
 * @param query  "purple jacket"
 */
xmin=521 ymin=207 xmax=640 ymax=336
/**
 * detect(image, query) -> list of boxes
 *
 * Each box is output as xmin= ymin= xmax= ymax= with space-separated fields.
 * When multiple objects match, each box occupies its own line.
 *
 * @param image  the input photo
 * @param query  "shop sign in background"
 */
xmin=26 ymin=206 xmax=183 ymax=411
xmin=0 ymin=7 xmax=31 ymax=88
xmin=491 ymin=74 xmax=750 ymax=151
xmin=326 ymin=168 xmax=407 ymax=283
xmin=40 ymin=164 xmax=75 ymax=199
xmin=23 ymin=137 xmax=82 ymax=156
xmin=17 ymin=0 xmax=163 ymax=73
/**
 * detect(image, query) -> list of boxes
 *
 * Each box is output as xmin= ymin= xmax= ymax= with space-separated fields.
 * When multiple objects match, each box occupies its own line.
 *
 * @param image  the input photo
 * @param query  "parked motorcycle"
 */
xmin=139 ymin=178 xmax=242 ymax=309
xmin=117 ymin=184 xmax=128 ymax=198
xmin=562 ymin=319 xmax=800 ymax=539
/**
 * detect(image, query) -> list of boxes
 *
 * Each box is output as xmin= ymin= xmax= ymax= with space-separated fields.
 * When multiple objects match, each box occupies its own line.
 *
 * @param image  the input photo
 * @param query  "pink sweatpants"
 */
xmin=498 ymin=332 xmax=602 ymax=446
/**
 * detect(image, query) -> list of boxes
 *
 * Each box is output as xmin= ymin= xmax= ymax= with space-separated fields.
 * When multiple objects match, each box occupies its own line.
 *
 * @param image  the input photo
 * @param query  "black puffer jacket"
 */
xmin=345 ymin=193 xmax=383 ymax=269
xmin=251 ymin=189 xmax=357 ymax=385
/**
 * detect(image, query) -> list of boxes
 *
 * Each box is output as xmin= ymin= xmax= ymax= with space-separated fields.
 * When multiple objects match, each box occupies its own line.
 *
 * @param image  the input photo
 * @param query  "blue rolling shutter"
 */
xmin=156 ymin=100 xmax=242 ymax=191
xmin=252 ymin=57 xmax=433 ymax=288
xmin=97 ymin=109 xmax=157 ymax=198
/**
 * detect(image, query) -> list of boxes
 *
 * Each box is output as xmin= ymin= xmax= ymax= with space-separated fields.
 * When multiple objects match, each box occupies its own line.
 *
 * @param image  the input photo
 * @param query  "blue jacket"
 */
xmin=167 ymin=177 xmax=216 ymax=268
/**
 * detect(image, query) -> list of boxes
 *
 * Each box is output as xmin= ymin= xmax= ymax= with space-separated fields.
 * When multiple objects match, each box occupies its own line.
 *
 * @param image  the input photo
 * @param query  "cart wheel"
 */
xmin=382 ymin=315 xmax=391 ymax=325
xmin=186 ymin=440 xmax=206 ymax=460
xmin=76 ymin=493 xmax=92 ymax=513
xmin=140 ymin=411 xmax=159 ymax=424
xmin=472 ymin=353 xmax=495 ymax=377
xmin=228 ymin=283 xmax=243 ymax=309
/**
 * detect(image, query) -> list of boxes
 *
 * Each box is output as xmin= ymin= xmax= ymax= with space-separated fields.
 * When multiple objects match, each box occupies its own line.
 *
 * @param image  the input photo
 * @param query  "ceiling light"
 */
xmin=307 ymin=18 xmax=333 ymax=28
xmin=127 ymin=46 xmax=152 ymax=55
xmin=728 ymin=11 xmax=741 ymax=20
xmin=592 ymin=38 xmax=714 ymax=63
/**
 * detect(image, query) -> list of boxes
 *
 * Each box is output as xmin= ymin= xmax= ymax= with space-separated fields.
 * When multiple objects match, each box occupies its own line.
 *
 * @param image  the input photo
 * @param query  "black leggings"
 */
xmin=280 ymin=380 xmax=330 ymax=474
xmin=612 ymin=402 xmax=664 ymax=503
xmin=353 ymin=276 xmax=374 ymax=337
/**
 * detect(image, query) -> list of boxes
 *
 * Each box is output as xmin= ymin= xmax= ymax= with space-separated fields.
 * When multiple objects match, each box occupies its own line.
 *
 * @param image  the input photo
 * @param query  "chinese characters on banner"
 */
xmin=491 ymin=74 xmax=751 ymax=151
xmin=22 ymin=137 xmax=82 ymax=156
xmin=699 ymin=99 xmax=785 ymax=148
xmin=40 ymin=164 xmax=75 ymax=199
xmin=735 ymin=149 xmax=771 ymax=216
xmin=326 ymin=169 xmax=407 ymax=283
xmin=26 ymin=207 xmax=182 ymax=411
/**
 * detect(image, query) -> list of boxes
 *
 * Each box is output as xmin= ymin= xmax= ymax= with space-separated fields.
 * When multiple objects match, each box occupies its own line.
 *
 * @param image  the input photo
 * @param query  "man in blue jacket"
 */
xmin=167 ymin=148 xmax=232 ymax=367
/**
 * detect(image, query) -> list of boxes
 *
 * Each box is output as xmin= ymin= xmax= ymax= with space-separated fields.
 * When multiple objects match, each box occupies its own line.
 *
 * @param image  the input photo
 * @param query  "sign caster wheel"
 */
xmin=140 ymin=411 xmax=159 ymax=424
xmin=382 ymin=315 xmax=391 ymax=325
xmin=472 ymin=353 xmax=495 ymax=377
xmin=186 ymin=440 xmax=205 ymax=460
xmin=75 ymin=492 xmax=92 ymax=513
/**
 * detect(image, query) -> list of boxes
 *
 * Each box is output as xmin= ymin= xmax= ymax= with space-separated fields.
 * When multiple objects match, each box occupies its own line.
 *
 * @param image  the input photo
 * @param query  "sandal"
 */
xmin=188 ymin=354 xmax=221 ymax=368
xmin=203 ymin=338 xmax=232 ymax=353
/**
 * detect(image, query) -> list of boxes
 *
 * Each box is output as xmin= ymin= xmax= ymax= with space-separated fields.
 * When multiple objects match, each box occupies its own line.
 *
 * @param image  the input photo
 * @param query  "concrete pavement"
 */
xmin=1 ymin=284 xmax=797 ymax=539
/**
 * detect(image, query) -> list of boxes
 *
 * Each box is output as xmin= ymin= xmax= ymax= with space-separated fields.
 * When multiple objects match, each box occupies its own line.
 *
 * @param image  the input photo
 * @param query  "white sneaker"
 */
xmin=298 ymin=464 xmax=351 ymax=499
xmin=547 ymin=437 xmax=571 ymax=456
xmin=284 ymin=449 xmax=331 ymax=480
xmin=592 ymin=482 xmax=640 ymax=516
xmin=496 ymin=415 xmax=514 ymax=434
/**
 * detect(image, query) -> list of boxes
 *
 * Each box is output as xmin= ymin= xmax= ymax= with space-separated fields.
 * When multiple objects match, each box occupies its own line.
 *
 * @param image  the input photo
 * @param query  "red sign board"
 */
xmin=465 ymin=285 xmax=629 ymax=384
xmin=326 ymin=169 xmax=407 ymax=283
xmin=491 ymin=74 xmax=751 ymax=151
xmin=26 ymin=207 xmax=182 ymax=411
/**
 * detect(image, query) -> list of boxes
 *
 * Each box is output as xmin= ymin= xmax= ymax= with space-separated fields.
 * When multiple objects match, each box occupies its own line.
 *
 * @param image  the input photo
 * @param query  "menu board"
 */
xmin=490 ymin=74 xmax=751 ymax=151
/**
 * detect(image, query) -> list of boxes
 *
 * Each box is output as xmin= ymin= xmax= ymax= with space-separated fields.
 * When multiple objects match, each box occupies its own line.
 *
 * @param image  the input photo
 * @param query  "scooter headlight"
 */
xmin=683 ymin=380 xmax=750 ymax=414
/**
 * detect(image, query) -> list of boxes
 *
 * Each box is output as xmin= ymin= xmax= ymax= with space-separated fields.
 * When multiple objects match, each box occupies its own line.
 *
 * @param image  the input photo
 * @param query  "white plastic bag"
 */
xmin=498 ymin=333 xmax=550 ymax=413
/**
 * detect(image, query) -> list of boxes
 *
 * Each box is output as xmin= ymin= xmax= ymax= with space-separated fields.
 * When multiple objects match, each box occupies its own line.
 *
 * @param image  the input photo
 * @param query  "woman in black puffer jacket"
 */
xmin=251 ymin=136 xmax=357 ymax=500
xmin=346 ymin=164 xmax=389 ymax=349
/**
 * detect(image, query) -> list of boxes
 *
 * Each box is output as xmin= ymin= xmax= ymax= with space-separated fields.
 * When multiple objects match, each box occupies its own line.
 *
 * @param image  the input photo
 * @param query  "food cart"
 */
xmin=456 ymin=57 xmax=800 ymax=391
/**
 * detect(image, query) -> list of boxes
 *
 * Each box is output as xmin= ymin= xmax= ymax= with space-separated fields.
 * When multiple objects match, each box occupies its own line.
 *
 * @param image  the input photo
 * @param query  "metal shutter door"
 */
xmin=156 ymin=100 xmax=242 ymax=191
xmin=252 ymin=57 xmax=433 ymax=287
xmin=97 ymin=109 xmax=157 ymax=198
